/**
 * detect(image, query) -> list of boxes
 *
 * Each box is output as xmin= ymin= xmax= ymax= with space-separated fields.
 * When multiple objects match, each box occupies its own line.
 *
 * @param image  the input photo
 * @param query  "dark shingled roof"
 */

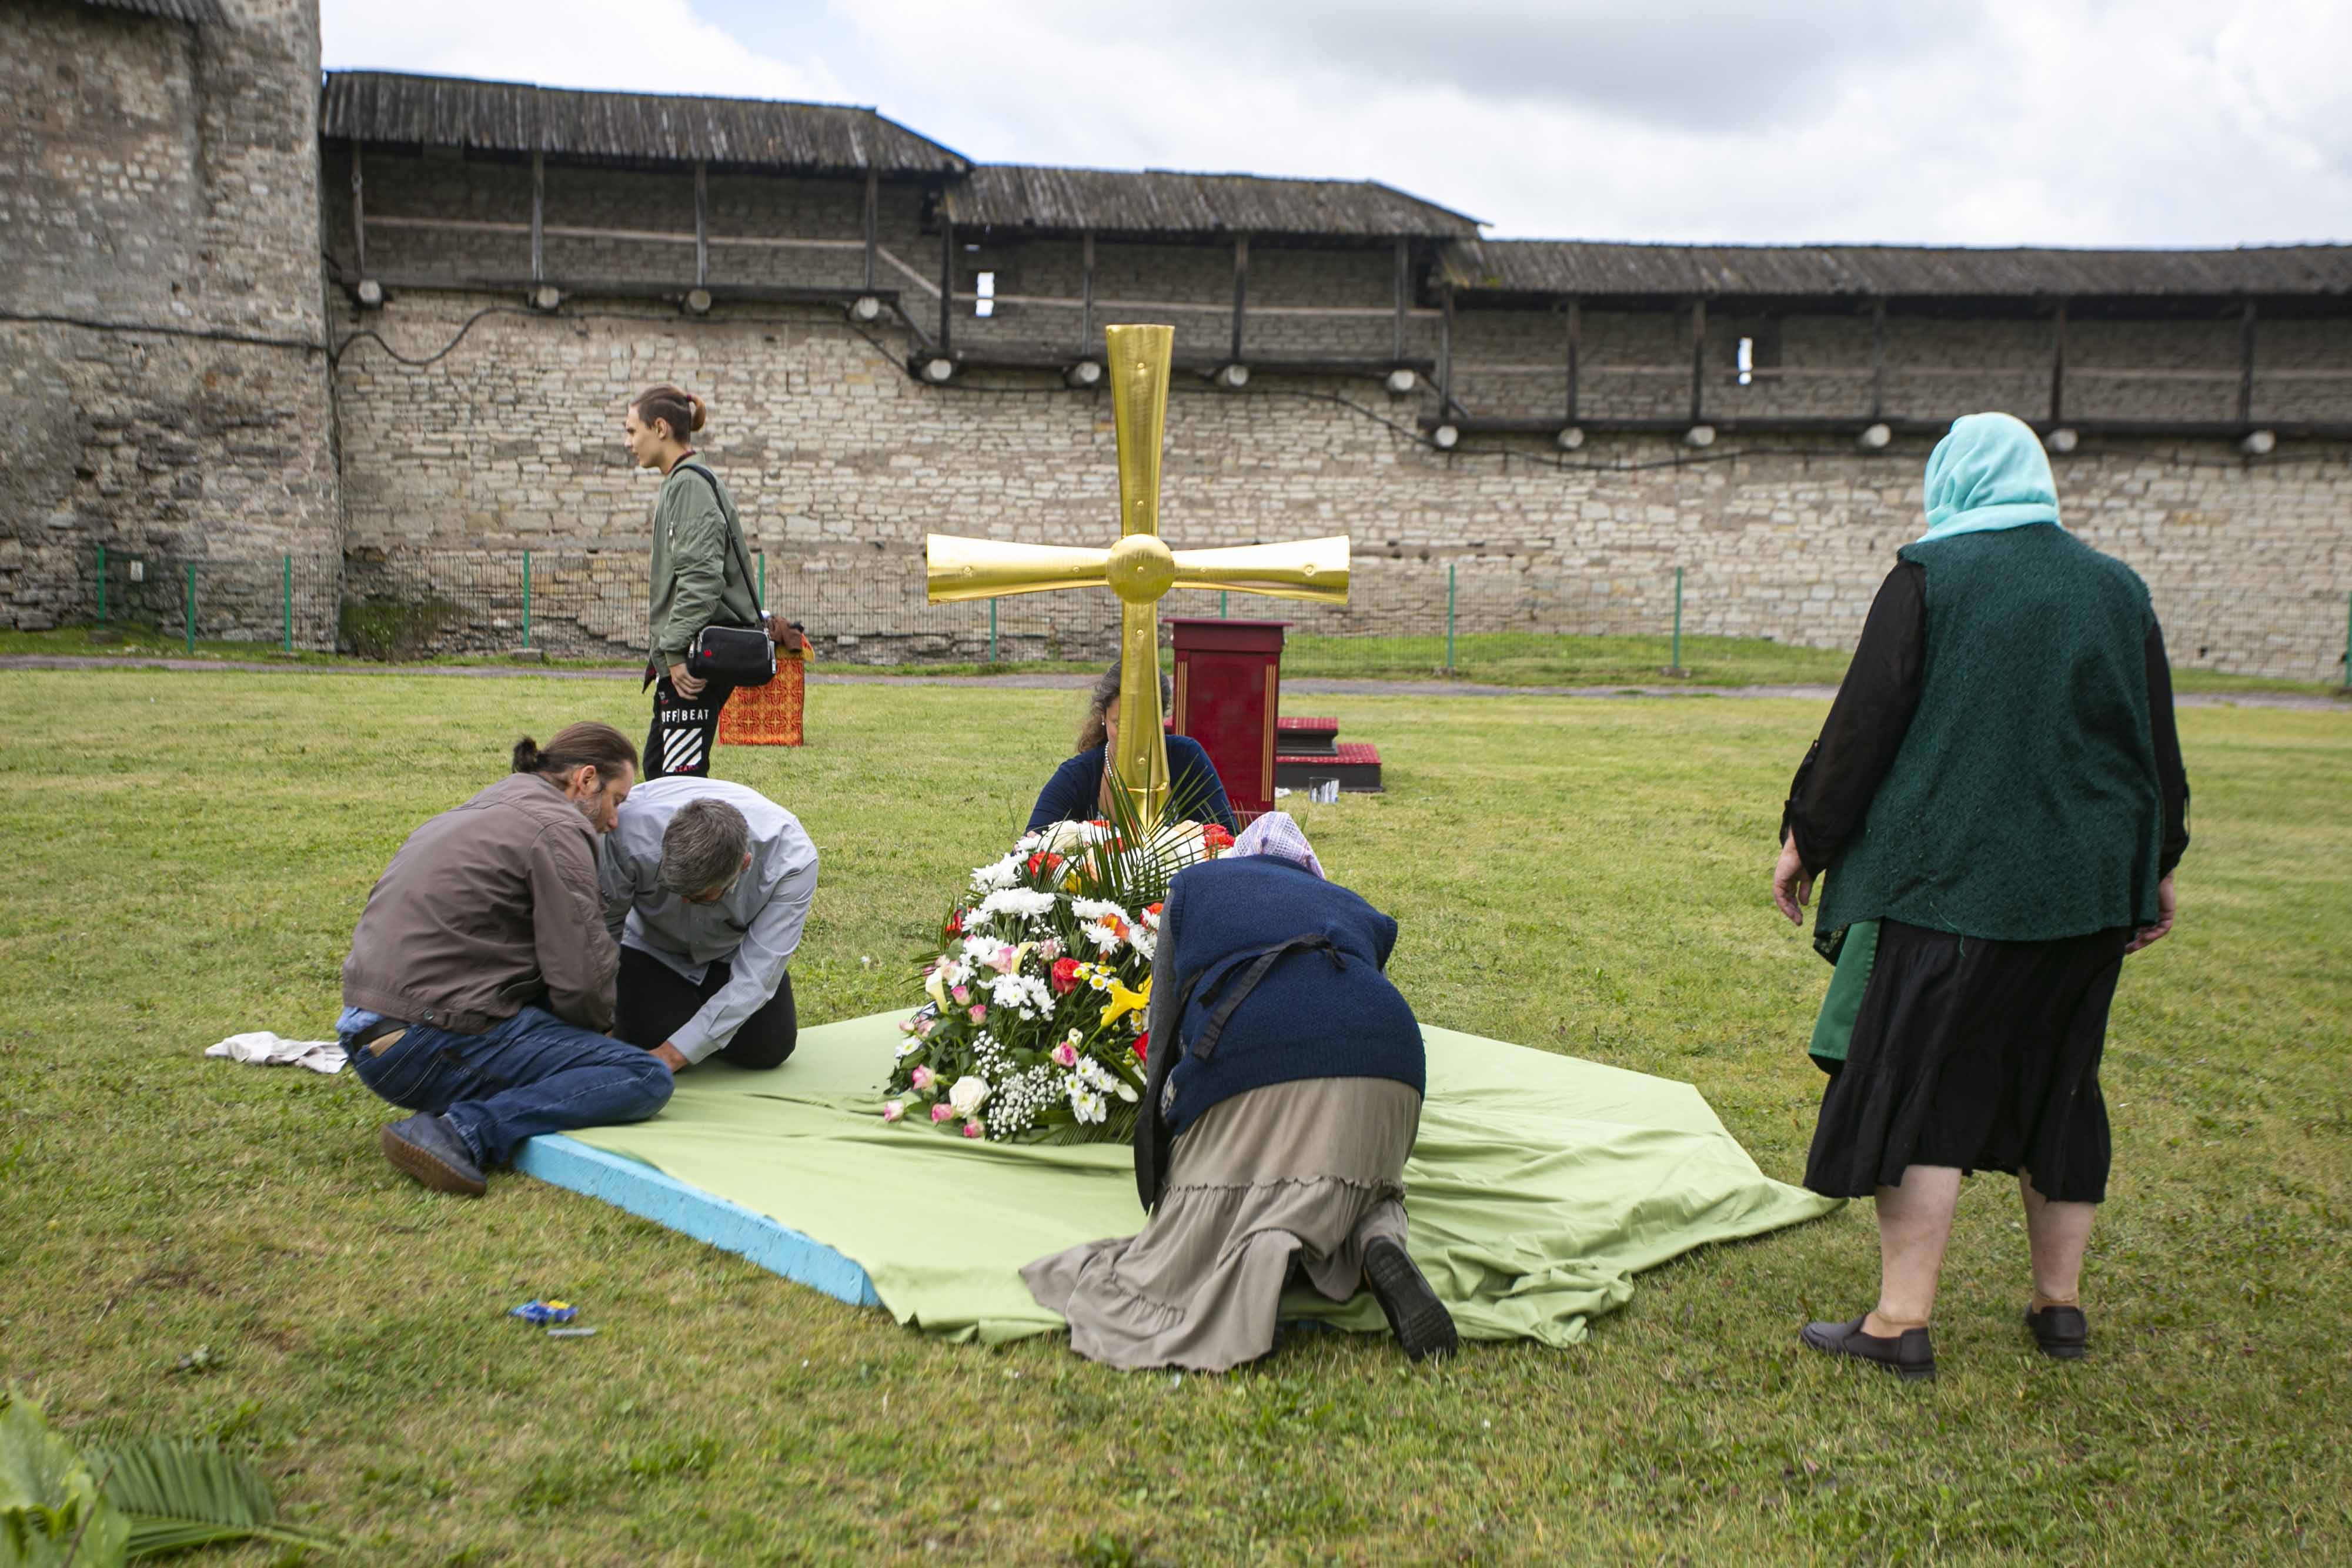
xmin=1441 ymin=240 xmax=2352 ymax=299
xmin=941 ymin=165 xmax=1481 ymax=239
xmin=1430 ymin=239 xmax=2352 ymax=300
xmin=75 ymin=0 xmax=225 ymax=22
xmin=320 ymin=71 xmax=966 ymax=175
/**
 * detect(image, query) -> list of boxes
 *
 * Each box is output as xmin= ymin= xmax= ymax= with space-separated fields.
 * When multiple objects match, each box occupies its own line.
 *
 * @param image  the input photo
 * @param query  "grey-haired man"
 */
xmin=600 ymin=775 xmax=818 ymax=1072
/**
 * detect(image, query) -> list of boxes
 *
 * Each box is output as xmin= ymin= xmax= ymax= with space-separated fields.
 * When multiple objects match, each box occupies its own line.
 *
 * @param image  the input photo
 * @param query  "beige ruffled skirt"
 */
xmin=1020 ymin=1076 xmax=1421 ymax=1371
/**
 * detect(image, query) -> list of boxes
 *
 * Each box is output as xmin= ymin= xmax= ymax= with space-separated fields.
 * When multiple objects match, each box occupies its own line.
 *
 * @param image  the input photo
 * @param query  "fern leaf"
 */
xmin=78 ymin=1438 xmax=336 ymax=1560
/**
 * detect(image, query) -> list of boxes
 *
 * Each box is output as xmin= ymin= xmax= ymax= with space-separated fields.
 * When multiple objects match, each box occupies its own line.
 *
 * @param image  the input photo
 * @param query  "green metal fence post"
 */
xmin=521 ymin=549 xmax=533 ymax=648
xmin=1672 ymin=566 xmax=1685 ymax=673
xmin=184 ymin=563 xmax=196 ymax=655
xmin=1445 ymin=563 xmax=1456 ymax=674
xmin=988 ymin=598 xmax=998 ymax=664
xmin=282 ymin=554 xmax=293 ymax=651
xmin=95 ymin=544 xmax=107 ymax=624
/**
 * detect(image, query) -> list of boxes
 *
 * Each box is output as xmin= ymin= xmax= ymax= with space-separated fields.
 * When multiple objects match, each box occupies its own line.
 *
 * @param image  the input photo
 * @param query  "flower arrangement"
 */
xmin=883 ymin=812 xmax=1235 ymax=1143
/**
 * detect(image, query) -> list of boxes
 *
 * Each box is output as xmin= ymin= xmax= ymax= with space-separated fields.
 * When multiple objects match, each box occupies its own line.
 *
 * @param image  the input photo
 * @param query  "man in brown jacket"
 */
xmin=339 ymin=722 xmax=674 ymax=1196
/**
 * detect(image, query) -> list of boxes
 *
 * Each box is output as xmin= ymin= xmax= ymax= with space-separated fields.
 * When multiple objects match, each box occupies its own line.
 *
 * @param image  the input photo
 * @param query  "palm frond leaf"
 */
xmin=81 ymin=1437 xmax=338 ymax=1559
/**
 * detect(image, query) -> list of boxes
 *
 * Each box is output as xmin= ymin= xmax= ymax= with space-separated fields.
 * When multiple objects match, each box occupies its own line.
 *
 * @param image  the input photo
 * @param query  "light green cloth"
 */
xmin=1920 ymin=411 xmax=2065 ymax=540
xmin=564 ymin=1011 xmax=1839 ymax=1347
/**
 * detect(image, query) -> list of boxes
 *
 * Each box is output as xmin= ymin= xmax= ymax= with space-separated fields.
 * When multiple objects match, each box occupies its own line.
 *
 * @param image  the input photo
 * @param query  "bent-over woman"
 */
xmin=1027 ymin=662 xmax=1238 ymax=834
xmin=626 ymin=384 xmax=760 ymax=780
xmin=1775 ymin=411 xmax=2190 ymax=1380
xmin=1023 ymin=813 xmax=1456 ymax=1369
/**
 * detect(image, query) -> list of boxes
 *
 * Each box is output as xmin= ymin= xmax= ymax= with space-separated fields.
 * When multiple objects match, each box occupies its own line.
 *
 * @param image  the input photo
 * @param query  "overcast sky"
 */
xmin=319 ymin=0 xmax=2350 ymax=247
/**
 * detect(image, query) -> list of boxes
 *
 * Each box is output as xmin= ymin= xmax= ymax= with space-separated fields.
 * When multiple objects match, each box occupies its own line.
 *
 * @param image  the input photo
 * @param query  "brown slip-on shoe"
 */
xmin=380 ymin=1114 xmax=487 ymax=1197
xmin=1800 ymin=1314 xmax=1936 ymax=1381
xmin=2025 ymin=1303 xmax=2089 ymax=1359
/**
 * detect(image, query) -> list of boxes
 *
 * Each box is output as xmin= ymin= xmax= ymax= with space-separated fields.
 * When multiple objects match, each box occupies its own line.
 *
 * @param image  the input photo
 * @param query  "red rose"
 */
xmin=943 ymin=910 xmax=964 ymax=938
xmin=1132 ymin=1029 xmax=1150 ymax=1062
xmin=1050 ymin=957 xmax=1081 ymax=995
xmin=1026 ymin=851 xmax=1064 ymax=878
xmin=1202 ymin=825 xmax=1234 ymax=851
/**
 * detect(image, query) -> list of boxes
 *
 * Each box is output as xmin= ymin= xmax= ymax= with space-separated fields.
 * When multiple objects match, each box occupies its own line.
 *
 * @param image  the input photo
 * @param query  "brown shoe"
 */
xmin=1800 ymin=1315 xmax=1935 ymax=1381
xmin=2025 ymin=1304 xmax=2089 ymax=1360
xmin=379 ymin=1114 xmax=487 ymax=1196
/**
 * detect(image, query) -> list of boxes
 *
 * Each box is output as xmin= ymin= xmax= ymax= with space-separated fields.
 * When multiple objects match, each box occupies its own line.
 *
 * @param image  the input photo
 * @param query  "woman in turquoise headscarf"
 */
xmin=1770 ymin=412 xmax=2190 ymax=1380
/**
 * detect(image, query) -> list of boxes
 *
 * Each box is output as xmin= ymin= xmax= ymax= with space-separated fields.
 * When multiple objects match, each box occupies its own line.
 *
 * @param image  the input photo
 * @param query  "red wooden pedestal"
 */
xmin=1167 ymin=618 xmax=1287 ymax=818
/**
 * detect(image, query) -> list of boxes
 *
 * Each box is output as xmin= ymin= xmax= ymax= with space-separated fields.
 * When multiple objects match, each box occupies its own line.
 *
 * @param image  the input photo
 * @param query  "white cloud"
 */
xmin=320 ymin=0 xmax=848 ymax=104
xmin=320 ymin=0 xmax=2350 ymax=246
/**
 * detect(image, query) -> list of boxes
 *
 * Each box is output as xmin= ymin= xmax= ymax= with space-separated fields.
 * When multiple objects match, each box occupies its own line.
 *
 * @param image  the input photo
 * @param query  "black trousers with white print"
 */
xmin=644 ymin=670 xmax=734 ymax=780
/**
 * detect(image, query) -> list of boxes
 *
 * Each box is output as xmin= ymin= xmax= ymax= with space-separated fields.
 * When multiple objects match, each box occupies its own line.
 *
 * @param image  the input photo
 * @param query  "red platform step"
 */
xmin=1275 ymin=741 xmax=1383 ymax=794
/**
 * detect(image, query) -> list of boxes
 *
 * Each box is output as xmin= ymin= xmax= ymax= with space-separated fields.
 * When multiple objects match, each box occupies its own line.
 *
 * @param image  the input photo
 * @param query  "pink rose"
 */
xmin=968 ymin=1004 xmax=987 ymax=1022
xmin=881 ymin=1101 xmax=904 ymax=1123
xmin=910 ymin=1065 xmax=936 ymax=1091
xmin=930 ymin=1103 xmax=953 ymax=1124
xmin=1051 ymin=1042 xmax=1078 ymax=1068
xmin=951 ymin=985 xmax=971 ymax=1005
xmin=897 ymin=1018 xmax=915 ymax=1034
xmin=962 ymin=1119 xmax=985 ymax=1139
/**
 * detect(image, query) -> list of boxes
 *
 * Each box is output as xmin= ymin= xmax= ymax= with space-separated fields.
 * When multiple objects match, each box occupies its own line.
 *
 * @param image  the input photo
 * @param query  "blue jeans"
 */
xmin=345 ymin=1005 xmax=673 ymax=1166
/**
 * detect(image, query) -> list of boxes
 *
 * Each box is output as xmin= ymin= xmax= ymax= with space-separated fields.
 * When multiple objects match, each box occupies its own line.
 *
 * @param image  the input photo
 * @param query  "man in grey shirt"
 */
xmin=601 ymin=775 xmax=818 ymax=1071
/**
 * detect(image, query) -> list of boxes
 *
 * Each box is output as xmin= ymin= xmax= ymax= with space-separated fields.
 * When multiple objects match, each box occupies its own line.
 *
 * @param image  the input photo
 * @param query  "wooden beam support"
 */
xmin=1565 ymin=296 xmax=1581 ymax=424
xmin=1438 ymin=286 xmax=1455 ymax=417
xmin=2049 ymin=297 xmax=2068 ymax=424
xmin=349 ymin=140 xmax=368 ymax=276
xmin=693 ymin=160 xmax=709 ymax=287
xmin=530 ymin=151 xmax=544 ymax=284
xmin=861 ymin=169 xmax=879 ymax=290
xmin=1869 ymin=297 xmax=1887 ymax=420
xmin=1392 ymin=237 xmax=1409 ymax=362
xmin=938 ymin=218 xmax=954 ymax=355
xmin=1689 ymin=297 xmax=1708 ymax=423
xmin=2239 ymin=299 xmax=2257 ymax=424
xmin=1230 ymin=234 xmax=1250 ymax=365
xmin=1080 ymin=230 xmax=1096 ymax=355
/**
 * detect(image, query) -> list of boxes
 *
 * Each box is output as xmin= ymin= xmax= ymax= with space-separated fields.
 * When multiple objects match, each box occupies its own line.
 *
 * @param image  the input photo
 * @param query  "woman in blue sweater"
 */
xmin=1025 ymin=664 xmax=1238 ymax=834
xmin=1022 ymin=814 xmax=1455 ymax=1369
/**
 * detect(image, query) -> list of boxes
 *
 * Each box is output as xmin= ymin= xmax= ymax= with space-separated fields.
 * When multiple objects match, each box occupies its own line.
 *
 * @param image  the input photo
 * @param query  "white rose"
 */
xmin=948 ymin=1075 xmax=991 ymax=1118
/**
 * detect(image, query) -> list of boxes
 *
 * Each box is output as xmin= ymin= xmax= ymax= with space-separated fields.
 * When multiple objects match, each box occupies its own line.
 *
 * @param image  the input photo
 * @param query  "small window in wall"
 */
xmin=1737 ymin=337 xmax=1755 ymax=387
xmin=975 ymin=270 xmax=996 ymax=318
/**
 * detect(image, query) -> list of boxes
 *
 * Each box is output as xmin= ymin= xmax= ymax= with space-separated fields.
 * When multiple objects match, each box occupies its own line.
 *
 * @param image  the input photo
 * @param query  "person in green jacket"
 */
xmin=1772 ymin=412 xmax=2189 ymax=1381
xmin=625 ymin=383 xmax=761 ymax=779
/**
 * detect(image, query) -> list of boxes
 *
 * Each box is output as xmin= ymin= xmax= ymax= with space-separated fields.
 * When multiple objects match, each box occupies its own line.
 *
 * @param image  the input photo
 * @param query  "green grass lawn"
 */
xmin=1 ymin=672 xmax=2346 ymax=1564
xmin=5 ymin=621 xmax=2345 ymax=700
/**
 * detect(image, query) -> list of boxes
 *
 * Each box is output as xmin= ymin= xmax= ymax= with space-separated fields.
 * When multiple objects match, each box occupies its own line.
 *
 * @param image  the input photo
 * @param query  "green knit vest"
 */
xmin=1815 ymin=527 xmax=2164 ymax=952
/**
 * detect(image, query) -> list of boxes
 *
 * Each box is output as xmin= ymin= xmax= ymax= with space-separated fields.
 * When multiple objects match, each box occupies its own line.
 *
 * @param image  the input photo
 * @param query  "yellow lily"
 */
xmin=1100 ymin=973 xmax=1151 ymax=1029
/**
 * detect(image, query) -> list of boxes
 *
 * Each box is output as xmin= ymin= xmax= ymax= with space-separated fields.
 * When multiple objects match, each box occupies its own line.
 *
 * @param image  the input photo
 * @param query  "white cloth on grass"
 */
xmin=205 ymin=1031 xmax=347 ymax=1075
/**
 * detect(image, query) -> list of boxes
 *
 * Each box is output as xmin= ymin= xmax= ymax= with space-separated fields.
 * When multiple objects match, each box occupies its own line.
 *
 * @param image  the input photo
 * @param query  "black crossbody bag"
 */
xmin=674 ymin=464 xmax=775 ymax=688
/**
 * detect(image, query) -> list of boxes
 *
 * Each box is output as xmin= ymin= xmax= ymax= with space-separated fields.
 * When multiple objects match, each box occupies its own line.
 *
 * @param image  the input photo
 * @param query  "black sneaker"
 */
xmin=1800 ymin=1314 xmax=1936 ymax=1381
xmin=1362 ymin=1236 xmax=1458 ymax=1362
xmin=380 ymin=1114 xmax=486 ymax=1196
xmin=2025 ymin=1304 xmax=2089 ymax=1360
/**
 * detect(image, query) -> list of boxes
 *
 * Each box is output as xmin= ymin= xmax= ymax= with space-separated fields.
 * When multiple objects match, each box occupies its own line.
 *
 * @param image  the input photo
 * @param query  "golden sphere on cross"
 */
xmin=1105 ymin=533 xmax=1177 ymax=604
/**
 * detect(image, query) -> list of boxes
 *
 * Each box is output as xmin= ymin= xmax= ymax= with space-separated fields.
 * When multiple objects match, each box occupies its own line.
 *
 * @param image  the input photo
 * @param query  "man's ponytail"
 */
xmin=512 ymin=722 xmax=638 ymax=780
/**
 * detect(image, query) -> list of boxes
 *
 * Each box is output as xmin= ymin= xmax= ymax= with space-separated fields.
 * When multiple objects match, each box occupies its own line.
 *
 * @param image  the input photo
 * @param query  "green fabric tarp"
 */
xmin=563 ymin=1010 xmax=1839 ymax=1347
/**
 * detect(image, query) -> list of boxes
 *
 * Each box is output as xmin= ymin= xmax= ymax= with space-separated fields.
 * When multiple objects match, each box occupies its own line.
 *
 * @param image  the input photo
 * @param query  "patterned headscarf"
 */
xmin=1228 ymin=811 xmax=1326 ymax=879
xmin=1919 ymin=412 xmax=2066 ymax=543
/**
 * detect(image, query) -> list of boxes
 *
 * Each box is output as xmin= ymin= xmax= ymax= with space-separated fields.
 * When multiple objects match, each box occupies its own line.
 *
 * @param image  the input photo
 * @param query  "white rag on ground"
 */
xmin=205 ymin=1031 xmax=346 ymax=1075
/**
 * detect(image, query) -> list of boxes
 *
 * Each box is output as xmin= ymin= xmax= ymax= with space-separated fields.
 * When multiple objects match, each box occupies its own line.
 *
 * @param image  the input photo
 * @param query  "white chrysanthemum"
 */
xmin=1069 ymin=898 xmax=1127 ymax=923
xmin=1075 ymin=1057 xmax=1115 ymax=1091
xmin=1080 ymin=920 xmax=1125 ymax=955
xmin=969 ymin=853 xmax=1025 ymax=894
xmin=1130 ymin=931 xmax=1157 ymax=962
xmin=1067 ymin=1083 xmax=1108 ymax=1125
xmin=977 ymin=887 xmax=1058 ymax=921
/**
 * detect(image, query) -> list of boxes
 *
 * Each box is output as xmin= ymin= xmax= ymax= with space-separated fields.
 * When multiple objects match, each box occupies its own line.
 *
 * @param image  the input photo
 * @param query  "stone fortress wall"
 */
xmin=2 ymin=3 xmax=2347 ymax=678
xmin=0 ymin=0 xmax=342 ymax=644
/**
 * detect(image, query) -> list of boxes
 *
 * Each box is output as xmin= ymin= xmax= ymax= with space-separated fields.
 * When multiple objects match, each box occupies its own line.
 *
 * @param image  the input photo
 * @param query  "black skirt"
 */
xmin=1803 ymin=918 xmax=2130 ymax=1204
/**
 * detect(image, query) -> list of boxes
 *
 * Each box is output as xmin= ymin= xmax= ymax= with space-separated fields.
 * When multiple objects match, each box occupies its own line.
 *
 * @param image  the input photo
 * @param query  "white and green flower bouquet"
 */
xmin=883 ymin=806 xmax=1235 ymax=1144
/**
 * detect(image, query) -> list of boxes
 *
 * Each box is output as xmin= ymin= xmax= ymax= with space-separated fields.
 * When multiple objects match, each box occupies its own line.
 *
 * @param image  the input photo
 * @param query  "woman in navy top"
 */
xmin=1025 ymin=664 xmax=1238 ymax=833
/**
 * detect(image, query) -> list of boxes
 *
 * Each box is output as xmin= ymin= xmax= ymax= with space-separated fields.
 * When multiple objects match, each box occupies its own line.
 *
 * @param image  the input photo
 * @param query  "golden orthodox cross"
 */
xmin=926 ymin=325 xmax=1349 ymax=827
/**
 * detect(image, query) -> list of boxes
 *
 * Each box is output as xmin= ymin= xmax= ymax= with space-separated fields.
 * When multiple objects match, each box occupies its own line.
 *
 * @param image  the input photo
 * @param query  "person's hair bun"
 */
xmin=511 ymin=736 xmax=542 ymax=774
xmin=688 ymin=394 xmax=707 ymax=433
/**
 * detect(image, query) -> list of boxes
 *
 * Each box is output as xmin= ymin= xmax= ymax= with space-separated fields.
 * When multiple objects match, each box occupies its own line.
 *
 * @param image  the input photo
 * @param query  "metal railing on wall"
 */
xmin=68 ymin=544 xmax=2352 ymax=687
